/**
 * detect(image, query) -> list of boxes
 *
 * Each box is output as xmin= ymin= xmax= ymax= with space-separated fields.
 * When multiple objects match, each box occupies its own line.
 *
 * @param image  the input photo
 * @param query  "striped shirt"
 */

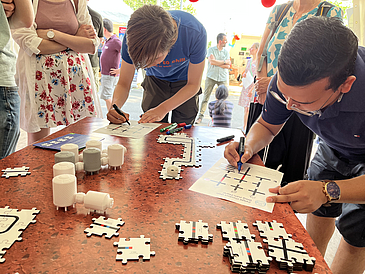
xmin=208 ymin=100 xmax=234 ymax=128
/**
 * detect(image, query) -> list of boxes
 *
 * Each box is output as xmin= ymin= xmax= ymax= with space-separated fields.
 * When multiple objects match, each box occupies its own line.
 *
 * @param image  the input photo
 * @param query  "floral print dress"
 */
xmin=34 ymin=49 xmax=96 ymax=128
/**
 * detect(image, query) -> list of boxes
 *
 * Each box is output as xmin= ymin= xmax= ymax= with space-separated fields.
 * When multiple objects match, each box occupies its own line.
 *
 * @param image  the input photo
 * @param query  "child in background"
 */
xmin=208 ymin=85 xmax=233 ymax=128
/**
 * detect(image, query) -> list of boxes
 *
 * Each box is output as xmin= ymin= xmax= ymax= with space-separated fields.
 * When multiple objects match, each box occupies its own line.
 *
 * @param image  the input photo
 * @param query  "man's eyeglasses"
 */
xmin=269 ymin=89 xmax=343 ymax=117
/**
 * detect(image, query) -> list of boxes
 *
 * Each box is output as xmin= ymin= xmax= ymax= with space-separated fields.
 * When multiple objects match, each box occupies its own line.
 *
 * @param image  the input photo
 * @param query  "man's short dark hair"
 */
xmin=278 ymin=17 xmax=358 ymax=91
xmin=126 ymin=5 xmax=178 ymax=69
xmin=217 ymin=33 xmax=226 ymax=44
xmin=103 ymin=18 xmax=113 ymax=33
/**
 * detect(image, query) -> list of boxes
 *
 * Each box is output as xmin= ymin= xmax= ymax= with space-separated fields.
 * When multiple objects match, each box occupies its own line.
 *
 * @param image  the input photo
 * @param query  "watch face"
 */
xmin=47 ymin=31 xmax=55 ymax=39
xmin=326 ymin=182 xmax=341 ymax=200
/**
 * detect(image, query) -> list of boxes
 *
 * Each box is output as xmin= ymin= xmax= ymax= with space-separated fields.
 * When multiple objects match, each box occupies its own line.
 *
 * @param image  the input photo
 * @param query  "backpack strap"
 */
xmin=257 ymin=1 xmax=293 ymax=72
xmin=316 ymin=1 xmax=335 ymax=16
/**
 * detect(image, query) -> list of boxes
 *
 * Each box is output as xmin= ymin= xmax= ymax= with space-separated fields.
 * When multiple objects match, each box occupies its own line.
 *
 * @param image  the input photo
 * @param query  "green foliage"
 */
xmin=123 ymin=0 xmax=196 ymax=15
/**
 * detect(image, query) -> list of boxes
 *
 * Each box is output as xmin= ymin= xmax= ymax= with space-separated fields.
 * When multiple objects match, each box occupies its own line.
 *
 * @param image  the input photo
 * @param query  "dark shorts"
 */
xmin=307 ymin=139 xmax=365 ymax=247
xmin=141 ymin=76 xmax=202 ymax=125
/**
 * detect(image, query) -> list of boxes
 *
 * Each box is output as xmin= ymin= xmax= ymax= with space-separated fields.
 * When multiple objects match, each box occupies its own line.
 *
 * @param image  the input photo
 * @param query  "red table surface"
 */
xmin=0 ymin=117 xmax=331 ymax=274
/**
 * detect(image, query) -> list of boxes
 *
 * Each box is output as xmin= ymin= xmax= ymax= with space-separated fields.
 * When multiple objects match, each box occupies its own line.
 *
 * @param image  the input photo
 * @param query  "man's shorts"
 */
xmin=308 ymin=139 xmax=365 ymax=247
xmin=100 ymin=74 xmax=118 ymax=100
xmin=141 ymin=76 xmax=202 ymax=125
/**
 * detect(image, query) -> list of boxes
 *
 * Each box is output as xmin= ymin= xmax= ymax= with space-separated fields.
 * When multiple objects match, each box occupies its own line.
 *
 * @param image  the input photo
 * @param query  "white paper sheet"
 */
xmin=189 ymin=158 xmax=283 ymax=213
xmin=94 ymin=120 xmax=161 ymax=138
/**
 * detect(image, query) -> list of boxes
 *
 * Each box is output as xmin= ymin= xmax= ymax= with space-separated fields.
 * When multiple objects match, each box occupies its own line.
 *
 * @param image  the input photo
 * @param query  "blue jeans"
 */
xmin=0 ymin=86 xmax=20 ymax=159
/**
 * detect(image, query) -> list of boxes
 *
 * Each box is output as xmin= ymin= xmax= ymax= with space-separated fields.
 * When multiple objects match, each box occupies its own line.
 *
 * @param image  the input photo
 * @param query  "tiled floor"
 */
xmin=14 ymin=85 xmax=344 ymax=271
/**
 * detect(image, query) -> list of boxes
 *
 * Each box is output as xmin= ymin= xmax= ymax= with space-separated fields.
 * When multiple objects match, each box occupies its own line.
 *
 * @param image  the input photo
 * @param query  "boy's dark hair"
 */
xmin=278 ymin=16 xmax=358 ymax=91
xmin=103 ymin=18 xmax=113 ymax=33
xmin=126 ymin=5 xmax=178 ymax=69
xmin=217 ymin=33 xmax=226 ymax=44
xmin=214 ymin=85 xmax=229 ymax=115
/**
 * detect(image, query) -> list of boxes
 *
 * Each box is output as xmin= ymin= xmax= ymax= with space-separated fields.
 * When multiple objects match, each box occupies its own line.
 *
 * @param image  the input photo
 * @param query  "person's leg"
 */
xmin=141 ymin=76 xmax=170 ymax=123
xmin=27 ymin=128 xmax=50 ymax=145
xmin=331 ymin=238 xmax=365 ymax=274
xmin=100 ymin=75 xmax=115 ymax=111
xmin=0 ymin=87 xmax=20 ymax=159
xmin=306 ymin=213 xmax=336 ymax=256
xmin=196 ymin=77 xmax=216 ymax=122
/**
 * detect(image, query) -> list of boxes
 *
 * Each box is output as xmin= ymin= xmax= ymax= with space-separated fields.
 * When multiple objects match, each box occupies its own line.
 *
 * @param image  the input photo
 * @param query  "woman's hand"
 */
xmin=254 ymin=77 xmax=272 ymax=104
xmin=2 ymin=0 xmax=15 ymax=18
xmin=76 ymin=24 xmax=96 ymax=39
xmin=266 ymin=180 xmax=327 ymax=213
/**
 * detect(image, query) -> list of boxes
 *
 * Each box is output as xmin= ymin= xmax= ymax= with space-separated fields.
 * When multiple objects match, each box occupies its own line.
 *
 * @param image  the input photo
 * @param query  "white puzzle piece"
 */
xmin=264 ymin=237 xmax=316 ymax=272
xmin=84 ymin=216 xmax=124 ymax=238
xmin=113 ymin=235 xmax=155 ymax=264
xmin=253 ymin=220 xmax=292 ymax=240
xmin=0 ymin=206 xmax=39 ymax=263
xmin=223 ymin=239 xmax=271 ymax=273
xmin=217 ymin=221 xmax=255 ymax=242
xmin=175 ymin=220 xmax=213 ymax=245
xmin=2 ymin=166 xmax=31 ymax=178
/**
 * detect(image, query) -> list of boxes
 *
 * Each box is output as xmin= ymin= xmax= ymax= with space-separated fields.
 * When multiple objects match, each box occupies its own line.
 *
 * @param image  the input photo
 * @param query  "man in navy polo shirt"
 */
xmin=107 ymin=5 xmax=206 ymax=125
xmin=224 ymin=17 xmax=365 ymax=274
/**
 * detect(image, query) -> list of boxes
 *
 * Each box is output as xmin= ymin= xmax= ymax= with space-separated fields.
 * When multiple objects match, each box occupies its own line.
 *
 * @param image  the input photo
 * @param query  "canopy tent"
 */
xmin=88 ymin=0 xmax=133 ymax=24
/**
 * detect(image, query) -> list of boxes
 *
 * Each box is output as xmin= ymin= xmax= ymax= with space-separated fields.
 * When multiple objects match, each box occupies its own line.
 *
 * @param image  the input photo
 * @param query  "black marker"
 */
xmin=112 ymin=104 xmax=130 ymax=125
xmin=216 ymin=135 xmax=235 ymax=143
xmin=237 ymin=137 xmax=245 ymax=172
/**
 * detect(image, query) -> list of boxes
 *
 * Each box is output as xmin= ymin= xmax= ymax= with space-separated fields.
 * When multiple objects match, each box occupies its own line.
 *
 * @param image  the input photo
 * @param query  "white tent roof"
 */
xmin=88 ymin=0 xmax=133 ymax=24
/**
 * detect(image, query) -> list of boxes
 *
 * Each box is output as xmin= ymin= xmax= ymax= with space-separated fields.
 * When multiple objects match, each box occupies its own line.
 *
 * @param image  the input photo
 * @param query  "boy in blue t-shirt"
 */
xmin=107 ymin=5 xmax=207 ymax=125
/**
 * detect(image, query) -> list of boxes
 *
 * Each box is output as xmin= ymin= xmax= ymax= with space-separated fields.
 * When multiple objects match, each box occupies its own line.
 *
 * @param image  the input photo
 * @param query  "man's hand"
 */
xmin=107 ymin=108 xmax=130 ymax=124
xmin=266 ymin=180 xmax=328 ymax=213
xmin=254 ymin=77 xmax=272 ymax=104
xmin=138 ymin=106 xmax=167 ymax=123
xmin=110 ymin=68 xmax=120 ymax=76
xmin=2 ymin=0 xmax=15 ymax=18
xmin=224 ymin=141 xmax=253 ymax=168
xmin=76 ymin=24 xmax=96 ymax=39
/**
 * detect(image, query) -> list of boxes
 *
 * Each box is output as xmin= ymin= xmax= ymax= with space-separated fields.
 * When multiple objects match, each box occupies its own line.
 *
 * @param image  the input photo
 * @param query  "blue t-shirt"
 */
xmin=262 ymin=47 xmax=365 ymax=161
xmin=122 ymin=10 xmax=207 ymax=82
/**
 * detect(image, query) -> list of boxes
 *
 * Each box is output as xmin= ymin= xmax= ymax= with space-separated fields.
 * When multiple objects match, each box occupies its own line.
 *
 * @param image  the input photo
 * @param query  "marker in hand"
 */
xmin=112 ymin=104 xmax=130 ymax=125
xmin=237 ymin=137 xmax=245 ymax=172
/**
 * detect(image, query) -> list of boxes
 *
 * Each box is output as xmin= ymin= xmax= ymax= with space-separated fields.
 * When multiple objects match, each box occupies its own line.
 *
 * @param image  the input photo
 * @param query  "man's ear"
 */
xmin=339 ymin=75 xmax=356 ymax=94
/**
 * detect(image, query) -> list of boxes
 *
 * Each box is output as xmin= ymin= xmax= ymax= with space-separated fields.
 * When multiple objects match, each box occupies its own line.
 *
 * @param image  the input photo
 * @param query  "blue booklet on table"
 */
xmin=33 ymin=133 xmax=104 ymax=151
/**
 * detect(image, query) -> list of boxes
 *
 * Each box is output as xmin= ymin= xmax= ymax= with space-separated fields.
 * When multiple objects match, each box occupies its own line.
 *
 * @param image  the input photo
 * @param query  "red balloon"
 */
xmin=189 ymin=0 xmax=199 ymax=2
xmin=261 ymin=0 xmax=276 ymax=8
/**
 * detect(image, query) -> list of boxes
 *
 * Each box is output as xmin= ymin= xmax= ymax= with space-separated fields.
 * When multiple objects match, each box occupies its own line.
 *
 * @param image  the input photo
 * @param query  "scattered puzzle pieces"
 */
xmin=2 ymin=166 xmax=31 ymax=178
xmin=114 ymin=235 xmax=155 ymax=264
xmin=253 ymin=220 xmax=292 ymax=240
xmin=217 ymin=221 xmax=255 ymax=242
xmin=175 ymin=220 xmax=213 ymax=245
xmin=224 ymin=239 xmax=271 ymax=273
xmin=0 ymin=206 xmax=39 ymax=263
xmin=84 ymin=216 xmax=124 ymax=238
xmin=264 ymin=237 xmax=316 ymax=272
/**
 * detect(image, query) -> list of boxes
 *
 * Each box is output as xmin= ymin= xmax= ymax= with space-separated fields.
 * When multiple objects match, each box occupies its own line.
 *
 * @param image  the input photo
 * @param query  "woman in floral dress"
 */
xmin=12 ymin=0 xmax=101 ymax=144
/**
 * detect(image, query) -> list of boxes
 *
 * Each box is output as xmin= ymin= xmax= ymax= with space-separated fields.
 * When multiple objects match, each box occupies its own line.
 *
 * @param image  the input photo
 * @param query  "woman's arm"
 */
xmin=8 ymin=0 xmax=34 ymax=29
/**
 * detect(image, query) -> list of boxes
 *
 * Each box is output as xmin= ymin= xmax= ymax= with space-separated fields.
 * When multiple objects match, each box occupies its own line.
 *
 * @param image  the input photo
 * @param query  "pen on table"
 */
xmin=237 ymin=136 xmax=245 ymax=172
xmin=112 ymin=104 xmax=130 ymax=125
xmin=217 ymin=135 xmax=235 ymax=143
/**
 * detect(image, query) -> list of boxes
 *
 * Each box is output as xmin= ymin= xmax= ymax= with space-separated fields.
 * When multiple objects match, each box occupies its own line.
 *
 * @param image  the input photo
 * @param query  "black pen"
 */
xmin=237 ymin=137 xmax=245 ymax=172
xmin=112 ymin=104 xmax=130 ymax=125
xmin=217 ymin=135 xmax=235 ymax=143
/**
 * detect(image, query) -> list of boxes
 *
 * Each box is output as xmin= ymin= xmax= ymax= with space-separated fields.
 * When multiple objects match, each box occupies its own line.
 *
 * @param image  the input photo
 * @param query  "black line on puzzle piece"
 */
xmin=243 ymin=239 xmax=254 ymax=264
xmin=0 ymin=215 xmax=19 ymax=234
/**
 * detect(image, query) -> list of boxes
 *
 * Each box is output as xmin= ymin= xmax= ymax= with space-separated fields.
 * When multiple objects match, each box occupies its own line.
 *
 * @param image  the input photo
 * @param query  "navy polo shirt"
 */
xmin=262 ymin=46 xmax=365 ymax=162
xmin=122 ymin=10 xmax=207 ymax=82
